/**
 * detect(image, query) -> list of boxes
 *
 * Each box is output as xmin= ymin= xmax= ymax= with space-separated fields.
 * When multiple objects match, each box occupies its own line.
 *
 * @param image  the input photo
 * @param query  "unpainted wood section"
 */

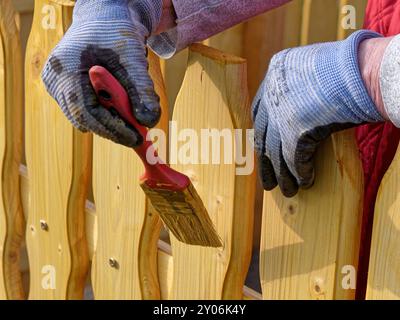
xmin=25 ymin=0 xmax=90 ymax=299
xmin=162 ymin=23 xmax=248 ymax=117
xmin=330 ymin=130 xmax=364 ymax=299
xmin=366 ymin=146 xmax=400 ymax=299
xmin=334 ymin=0 xmax=368 ymax=301
xmin=204 ymin=24 xmax=245 ymax=57
xmin=91 ymin=52 xmax=166 ymax=300
xmin=0 ymin=0 xmax=25 ymax=300
xmin=170 ymin=44 xmax=254 ymax=299
xmin=261 ymin=131 xmax=363 ymax=300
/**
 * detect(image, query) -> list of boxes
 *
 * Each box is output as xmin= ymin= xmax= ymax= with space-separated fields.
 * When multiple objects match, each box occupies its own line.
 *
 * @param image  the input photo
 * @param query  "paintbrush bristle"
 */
xmin=140 ymin=182 xmax=222 ymax=247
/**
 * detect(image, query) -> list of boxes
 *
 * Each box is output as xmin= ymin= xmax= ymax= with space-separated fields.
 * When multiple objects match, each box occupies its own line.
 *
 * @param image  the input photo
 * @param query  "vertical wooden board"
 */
xmin=204 ymin=24 xmax=245 ymax=57
xmin=12 ymin=0 xmax=34 ymax=12
xmin=162 ymin=24 xmax=245 ymax=118
xmin=161 ymin=49 xmax=189 ymax=118
xmin=0 ymin=18 xmax=6 ymax=300
xmin=242 ymin=1 xmax=303 ymax=254
xmin=243 ymin=0 xmax=303 ymax=99
xmin=170 ymin=44 xmax=255 ymax=300
xmin=0 ymin=0 xmax=25 ymax=300
xmin=259 ymin=1 xmax=364 ymax=300
xmin=0 ymin=4 xmax=8 ymax=301
xmin=158 ymin=245 xmax=174 ymax=300
xmin=91 ymin=52 xmax=167 ymax=300
xmin=300 ymin=0 xmax=339 ymax=45
xmin=366 ymin=148 xmax=400 ymax=300
xmin=260 ymin=131 xmax=363 ymax=300
xmin=25 ymin=0 xmax=90 ymax=299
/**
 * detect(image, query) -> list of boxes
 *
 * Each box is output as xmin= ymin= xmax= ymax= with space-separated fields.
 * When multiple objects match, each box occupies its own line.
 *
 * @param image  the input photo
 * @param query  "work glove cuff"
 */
xmin=73 ymin=0 xmax=163 ymax=34
xmin=129 ymin=0 xmax=163 ymax=34
xmin=314 ymin=29 xmax=384 ymax=123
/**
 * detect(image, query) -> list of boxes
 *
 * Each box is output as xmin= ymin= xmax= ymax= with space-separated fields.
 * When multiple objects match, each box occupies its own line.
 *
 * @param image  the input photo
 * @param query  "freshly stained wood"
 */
xmin=170 ymin=44 xmax=255 ymax=299
xmin=366 ymin=147 xmax=400 ymax=300
xmin=91 ymin=52 xmax=167 ymax=300
xmin=260 ymin=0 xmax=364 ymax=300
xmin=0 ymin=0 xmax=25 ymax=300
xmin=25 ymin=0 xmax=91 ymax=299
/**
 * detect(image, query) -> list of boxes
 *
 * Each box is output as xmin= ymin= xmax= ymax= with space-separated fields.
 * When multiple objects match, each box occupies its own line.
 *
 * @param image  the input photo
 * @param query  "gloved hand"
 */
xmin=42 ymin=0 xmax=163 ymax=147
xmin=252 ymin=30 xmax=386 ymax=198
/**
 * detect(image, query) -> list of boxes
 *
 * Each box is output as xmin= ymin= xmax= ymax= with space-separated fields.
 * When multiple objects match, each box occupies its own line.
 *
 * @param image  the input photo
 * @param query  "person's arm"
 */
xmin=155 ymin=0 xmax=177 ymax=34
xmin=149 ymin=0 xmax=292 ymax=58
xmin=42 ymin=0 xmax=292 ymax=148
xmin=358 ymin=36 xmax=392 ymax=120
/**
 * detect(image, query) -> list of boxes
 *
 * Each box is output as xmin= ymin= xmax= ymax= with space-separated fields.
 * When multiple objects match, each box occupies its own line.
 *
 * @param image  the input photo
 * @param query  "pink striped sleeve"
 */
xmin=148 ymin=0 xmax=292 ymax=58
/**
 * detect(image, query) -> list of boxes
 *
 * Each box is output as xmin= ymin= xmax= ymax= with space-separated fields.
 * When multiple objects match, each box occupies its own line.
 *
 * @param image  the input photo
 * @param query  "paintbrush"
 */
xmin=89 ymin=66 xmax=222 ymax=248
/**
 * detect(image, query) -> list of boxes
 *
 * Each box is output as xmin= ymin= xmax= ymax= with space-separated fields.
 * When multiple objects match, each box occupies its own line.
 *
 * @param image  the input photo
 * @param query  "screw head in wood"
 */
xmin=40 ymin=220 xmax=49 ymax=231
xmin=108 ymin=258 xmax=119 ymax=269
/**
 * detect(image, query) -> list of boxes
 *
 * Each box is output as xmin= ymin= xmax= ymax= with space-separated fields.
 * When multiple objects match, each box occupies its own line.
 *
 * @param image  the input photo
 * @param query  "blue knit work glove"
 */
xmin=42 ymin=0 xmax=163 ymax=147
xmin=252 ymin=30 xmax=384 ymax=198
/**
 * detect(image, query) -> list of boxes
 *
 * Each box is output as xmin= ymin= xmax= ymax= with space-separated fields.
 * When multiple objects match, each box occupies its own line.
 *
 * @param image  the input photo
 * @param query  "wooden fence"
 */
xmin=0 ymin=0 xmax=398 ymax=300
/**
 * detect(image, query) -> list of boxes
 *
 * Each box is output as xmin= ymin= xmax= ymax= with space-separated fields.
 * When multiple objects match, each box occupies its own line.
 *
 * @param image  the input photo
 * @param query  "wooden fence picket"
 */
xmin=24 ymin=0 xmax=91 ymax=299
xmin=91 ymin=51 xmax=168 ymax=300
xmin=168 ymin=44 xmax=255 ymax=300
xmin=0 ymin=0 xmax=25 ymax=300
xmin=366 ymin=149 xmax=400 ymax=299
xmin=259 ymin=0 xmax=367 ymax=300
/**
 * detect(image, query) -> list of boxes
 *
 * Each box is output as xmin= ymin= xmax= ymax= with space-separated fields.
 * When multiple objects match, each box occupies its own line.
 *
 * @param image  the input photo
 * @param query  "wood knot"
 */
xmin=40 ymin=220 xmax=49 ymax=231
xmin=32 ymin=54 xmax=42 ymax=70
xmin=31 ymin=53 xmax=44 ymax=78
xmin=311 ymin=277 xmax=326 ymax=297
xmin=215 ymin=196 xmax=223 ymax=205
xmin=287 ymin=203 xmax=298 ymax=216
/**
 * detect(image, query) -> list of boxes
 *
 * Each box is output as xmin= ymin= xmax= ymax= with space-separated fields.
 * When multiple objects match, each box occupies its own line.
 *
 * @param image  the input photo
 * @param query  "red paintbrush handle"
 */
xmin=89 ymin=66 xmax=190 ymax=191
